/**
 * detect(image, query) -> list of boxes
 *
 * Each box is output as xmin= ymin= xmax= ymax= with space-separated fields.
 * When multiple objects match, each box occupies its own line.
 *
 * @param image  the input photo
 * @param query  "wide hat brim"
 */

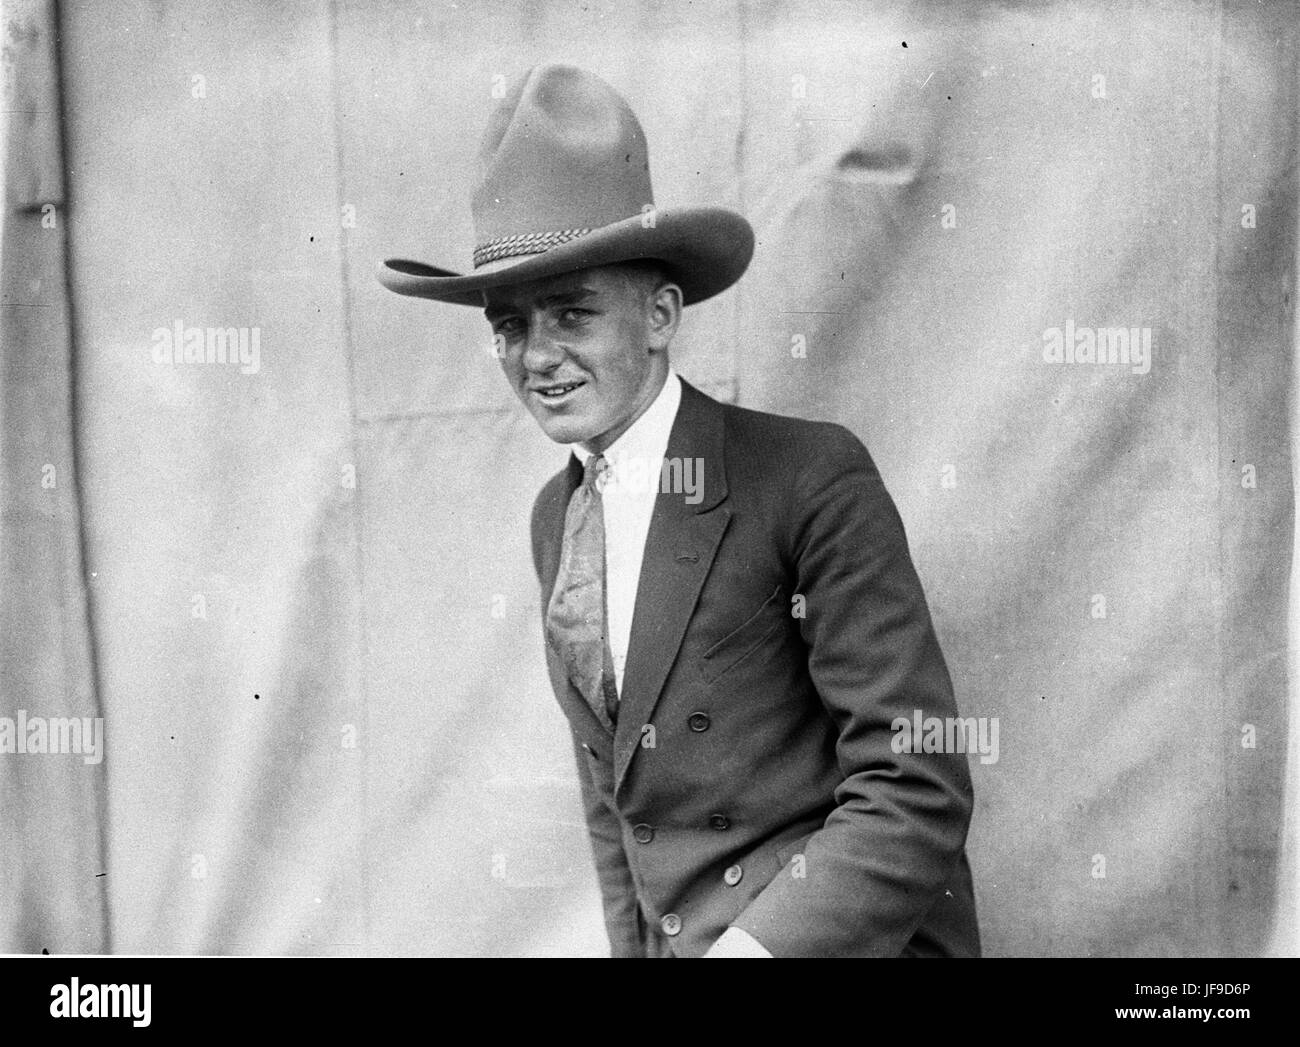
xmin=376 ymin=206 xmax=754 ymax=307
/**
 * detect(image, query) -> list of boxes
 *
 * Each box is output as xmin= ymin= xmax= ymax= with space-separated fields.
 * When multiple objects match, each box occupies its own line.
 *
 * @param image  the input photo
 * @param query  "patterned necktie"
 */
xmin=545 ymin=454 xmax=620 ymax=729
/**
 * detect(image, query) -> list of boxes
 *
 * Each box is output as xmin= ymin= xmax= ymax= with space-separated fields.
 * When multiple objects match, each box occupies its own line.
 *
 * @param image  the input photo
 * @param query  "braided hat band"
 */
xmin=472 ymin=227 xmax=594 ymax=269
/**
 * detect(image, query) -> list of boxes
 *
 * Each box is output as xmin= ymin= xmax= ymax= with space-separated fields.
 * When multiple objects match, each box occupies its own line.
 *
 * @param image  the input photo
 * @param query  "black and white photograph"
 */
xmin=1 ymin=0 xmax=1297 ymax=1015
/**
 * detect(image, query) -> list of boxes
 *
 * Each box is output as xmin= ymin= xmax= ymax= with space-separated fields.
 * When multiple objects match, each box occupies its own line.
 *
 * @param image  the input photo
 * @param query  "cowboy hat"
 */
xmin=376 ymin=64 xmax=754 ymax=307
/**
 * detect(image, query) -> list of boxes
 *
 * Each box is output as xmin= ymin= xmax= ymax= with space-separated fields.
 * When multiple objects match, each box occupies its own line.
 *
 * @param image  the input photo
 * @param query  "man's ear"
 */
xmin=647 ymin=281 xmax=683 ymax=352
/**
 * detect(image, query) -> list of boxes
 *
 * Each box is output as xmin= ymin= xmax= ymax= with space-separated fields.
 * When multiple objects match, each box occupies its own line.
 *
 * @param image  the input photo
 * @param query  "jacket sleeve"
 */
xmin=730 ymin=426 xmax=974 ymax=957
xmin=570 ymin=732 xmax=645 ymax=958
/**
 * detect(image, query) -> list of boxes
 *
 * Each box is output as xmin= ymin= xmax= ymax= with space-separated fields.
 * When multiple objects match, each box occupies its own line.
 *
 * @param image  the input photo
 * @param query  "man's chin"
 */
xmin=532 ymin=411 xmax=596 ymax=447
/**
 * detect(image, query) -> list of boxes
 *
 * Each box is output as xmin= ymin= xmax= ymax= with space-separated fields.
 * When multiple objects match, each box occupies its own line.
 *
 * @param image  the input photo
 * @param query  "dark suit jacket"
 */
xmin=530 ymin=379 xmax=979 ymax=958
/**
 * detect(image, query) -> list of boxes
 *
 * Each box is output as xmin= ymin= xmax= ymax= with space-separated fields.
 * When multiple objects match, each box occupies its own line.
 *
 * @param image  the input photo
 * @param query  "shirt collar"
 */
xmin=572 ymin=369 xmax=682 ymax=472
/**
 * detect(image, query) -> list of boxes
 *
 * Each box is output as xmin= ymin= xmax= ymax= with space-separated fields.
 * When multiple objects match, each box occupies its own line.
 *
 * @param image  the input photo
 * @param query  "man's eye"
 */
xmin=494 ymin=318 xmax=524 ymax=337
xmin=559 ymin=308 xmax=591 ymax=324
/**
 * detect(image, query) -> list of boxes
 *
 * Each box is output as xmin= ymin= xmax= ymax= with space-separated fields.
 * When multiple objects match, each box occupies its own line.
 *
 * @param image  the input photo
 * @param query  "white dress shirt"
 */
xmin=572 ymin=369 xmax=682 ymax=697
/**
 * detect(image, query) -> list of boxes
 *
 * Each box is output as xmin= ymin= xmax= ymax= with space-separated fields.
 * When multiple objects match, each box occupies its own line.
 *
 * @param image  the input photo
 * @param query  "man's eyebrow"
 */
xmin=483 ymin=286 xmax=599 ymax=322
xmin=539 ymin=287 xmax=598 ymax=309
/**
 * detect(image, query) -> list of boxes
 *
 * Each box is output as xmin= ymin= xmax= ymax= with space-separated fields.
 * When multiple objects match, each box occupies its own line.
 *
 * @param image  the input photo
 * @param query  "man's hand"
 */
xmin=703 ymin=926 xmax=773 ymax=958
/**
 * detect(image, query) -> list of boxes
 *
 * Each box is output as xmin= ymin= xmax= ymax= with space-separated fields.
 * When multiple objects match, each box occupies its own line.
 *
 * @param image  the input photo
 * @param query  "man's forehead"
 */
xmin=481 ymin=266 xmax=622 ymax=310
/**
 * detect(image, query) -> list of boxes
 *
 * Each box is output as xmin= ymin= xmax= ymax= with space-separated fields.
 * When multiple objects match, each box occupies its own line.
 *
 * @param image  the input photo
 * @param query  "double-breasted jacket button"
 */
xmin=709 ymin=813 xmax=730 ymax=831
xmin=632 ymin=822 xmax=655 ymax=844
xmin=687 ymin=711 xmax=711 ymax=732
xmin=660 ymin=913 xmax=682 ymax=937
xmin=723 ymin=864 xmax=744 ymax=886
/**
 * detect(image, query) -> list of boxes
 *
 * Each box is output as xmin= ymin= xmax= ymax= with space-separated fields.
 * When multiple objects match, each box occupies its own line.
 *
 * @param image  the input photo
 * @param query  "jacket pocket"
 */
xmin=700 ymin=585 xmax=786 ymax=684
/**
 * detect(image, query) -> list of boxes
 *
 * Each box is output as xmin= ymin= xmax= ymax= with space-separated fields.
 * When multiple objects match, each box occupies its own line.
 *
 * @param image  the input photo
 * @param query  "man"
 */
xmin=378 ymin=64 xmax=979 ymax=958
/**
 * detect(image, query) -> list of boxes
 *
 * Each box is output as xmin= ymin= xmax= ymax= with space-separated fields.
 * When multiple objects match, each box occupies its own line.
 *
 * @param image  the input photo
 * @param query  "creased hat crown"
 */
xmin=470 ymin=65 xmax=653 ymax=268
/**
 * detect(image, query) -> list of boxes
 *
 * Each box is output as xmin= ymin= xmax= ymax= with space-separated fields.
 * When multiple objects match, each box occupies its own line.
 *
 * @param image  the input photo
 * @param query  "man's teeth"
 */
xmin=539 ymin=384 xmax=580 ymax=397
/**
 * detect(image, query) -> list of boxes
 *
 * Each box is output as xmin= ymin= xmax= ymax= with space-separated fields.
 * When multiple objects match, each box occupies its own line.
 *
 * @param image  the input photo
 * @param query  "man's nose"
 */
xmin=521 ymin=324 xmax=566 ymax=372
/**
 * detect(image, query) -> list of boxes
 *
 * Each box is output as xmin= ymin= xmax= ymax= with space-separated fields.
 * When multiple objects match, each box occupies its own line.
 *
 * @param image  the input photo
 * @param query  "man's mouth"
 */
xmin=530 ymin=380 xmax=586 ymax=403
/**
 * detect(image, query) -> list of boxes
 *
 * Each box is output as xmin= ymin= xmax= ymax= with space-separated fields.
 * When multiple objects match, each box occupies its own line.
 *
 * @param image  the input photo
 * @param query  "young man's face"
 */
xmin=483 ymin=264 xmax=680 ymax=452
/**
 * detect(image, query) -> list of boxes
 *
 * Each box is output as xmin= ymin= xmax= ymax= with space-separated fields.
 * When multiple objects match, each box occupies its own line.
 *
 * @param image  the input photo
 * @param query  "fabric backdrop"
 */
xmin=1 ymin=0 xmax=1295 ymax=956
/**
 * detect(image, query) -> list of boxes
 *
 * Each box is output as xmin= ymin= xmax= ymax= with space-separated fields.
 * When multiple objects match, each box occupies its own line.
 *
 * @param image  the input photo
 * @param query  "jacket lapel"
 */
xmin=613 ymin=381 xmax=730 ymax=792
